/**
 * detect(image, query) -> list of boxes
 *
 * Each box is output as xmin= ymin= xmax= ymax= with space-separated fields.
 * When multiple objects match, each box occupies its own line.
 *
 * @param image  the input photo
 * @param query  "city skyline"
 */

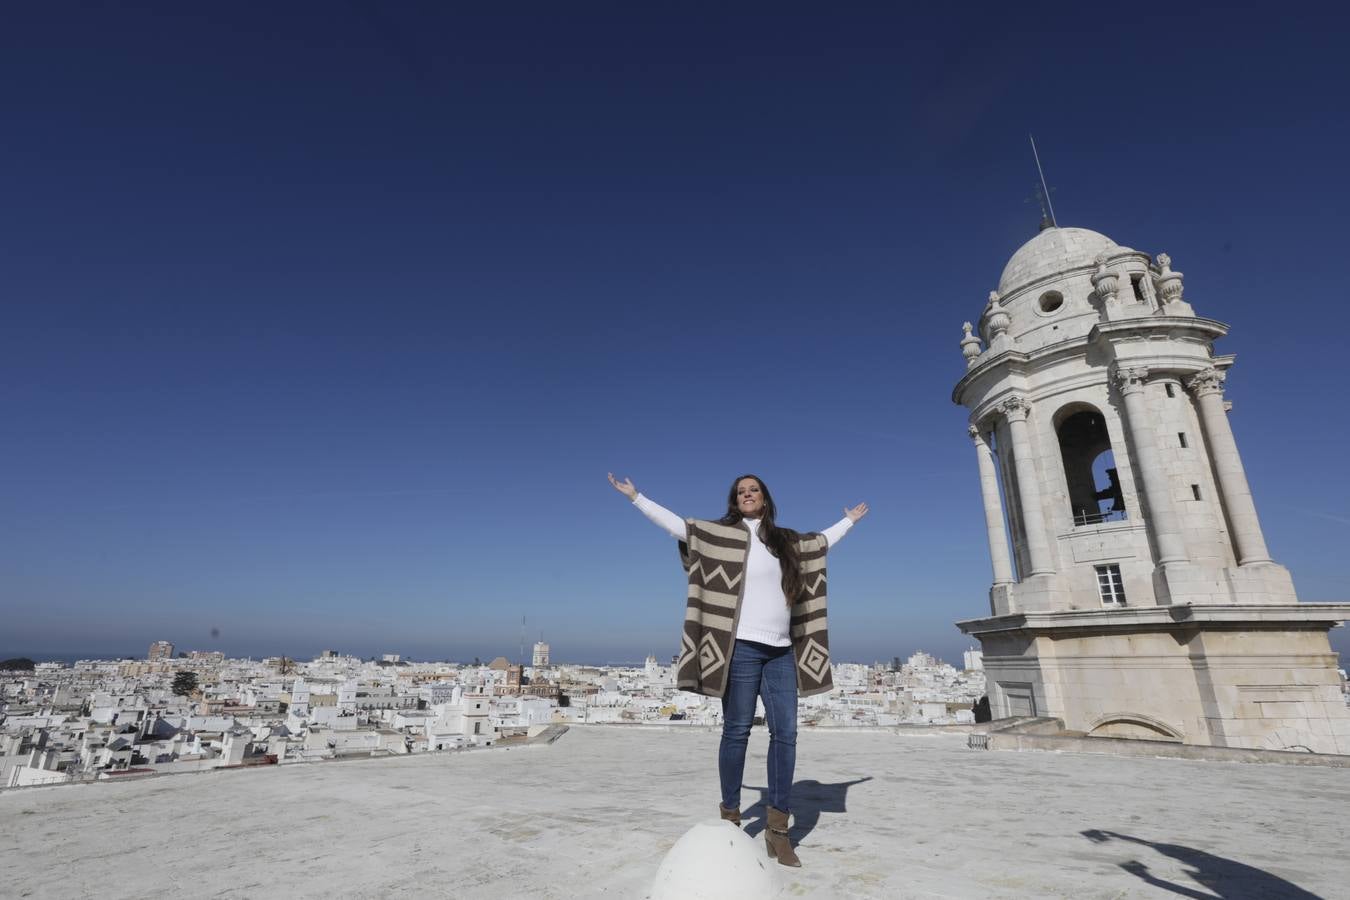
xmin=0 ymin=641 xmax=977 ymax=669
xmin=4 ymin=6 xmax=1349 ymax=664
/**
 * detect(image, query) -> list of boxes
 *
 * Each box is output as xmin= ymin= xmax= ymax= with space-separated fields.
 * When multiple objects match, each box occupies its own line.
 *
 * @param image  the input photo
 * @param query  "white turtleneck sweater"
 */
xmin=633 ymin=493 xmax=852 ymax=647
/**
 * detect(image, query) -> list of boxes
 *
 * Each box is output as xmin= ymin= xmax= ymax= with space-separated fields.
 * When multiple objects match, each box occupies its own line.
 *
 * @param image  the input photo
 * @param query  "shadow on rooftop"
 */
xmin=1081 ymin=829 xmax=1322 ymax=899
xmin=742 ymin=776 xmax=872 ymax=844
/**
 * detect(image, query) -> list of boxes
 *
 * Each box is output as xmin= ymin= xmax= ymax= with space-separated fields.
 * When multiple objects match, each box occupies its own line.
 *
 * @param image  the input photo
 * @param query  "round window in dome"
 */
xmin=1038 ymin=290 xmax=1064 ymax=314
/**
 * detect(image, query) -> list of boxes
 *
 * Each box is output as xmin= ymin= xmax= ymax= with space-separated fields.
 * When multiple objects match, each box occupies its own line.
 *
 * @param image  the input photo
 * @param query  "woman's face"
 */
xmin=735 ymin=478 xmax=765 ymax=518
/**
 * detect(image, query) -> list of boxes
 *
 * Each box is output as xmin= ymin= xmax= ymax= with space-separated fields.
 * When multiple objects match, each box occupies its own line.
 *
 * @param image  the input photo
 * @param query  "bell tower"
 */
xmin=952 ymin=226 xmax=1350 ymax=753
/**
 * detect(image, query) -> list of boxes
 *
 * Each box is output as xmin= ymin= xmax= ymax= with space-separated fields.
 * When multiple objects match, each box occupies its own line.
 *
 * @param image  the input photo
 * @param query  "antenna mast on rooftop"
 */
xmin=1029 ymin=134 xmax=1058 ymax=230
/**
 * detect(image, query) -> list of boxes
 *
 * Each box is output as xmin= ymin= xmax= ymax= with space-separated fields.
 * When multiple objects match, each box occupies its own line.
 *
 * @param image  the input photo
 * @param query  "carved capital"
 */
xmin=1113 ymin=365 xmax=1151 ymax=396
xmin=1186 ymin=366 xmax=1226 ymax=398
xmin=968 ymin=424 xmax=982 ymax=442
xmin=998 ymin=395 xmax=1031 ymax=422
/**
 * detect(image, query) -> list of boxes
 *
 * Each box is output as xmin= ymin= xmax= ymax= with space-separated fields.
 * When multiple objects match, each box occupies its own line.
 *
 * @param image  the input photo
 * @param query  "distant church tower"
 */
xmin=952 ymin=225 xmax=1350 ymax=753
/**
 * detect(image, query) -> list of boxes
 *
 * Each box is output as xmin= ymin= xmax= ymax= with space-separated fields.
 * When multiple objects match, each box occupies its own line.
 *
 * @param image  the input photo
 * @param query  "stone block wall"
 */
xmin=980 ymin=625 xmax=1350 ymax=755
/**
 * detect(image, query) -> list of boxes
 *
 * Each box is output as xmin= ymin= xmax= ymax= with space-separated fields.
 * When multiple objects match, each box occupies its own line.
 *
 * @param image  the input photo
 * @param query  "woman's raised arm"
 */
xmin=821 ymin=502 xmax=869 ymax=548
xmin=608 ymin=472 xmax=685 ymax=539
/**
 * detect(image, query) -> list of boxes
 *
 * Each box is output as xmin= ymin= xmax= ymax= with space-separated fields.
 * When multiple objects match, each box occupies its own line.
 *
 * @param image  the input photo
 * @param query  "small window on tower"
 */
xmin=1178 ymin=432 xmax=1188 ymax=448
xmin=1096 ymin=565 xmax=1127 ymax=605
xmin=1131 ymin=273 xmax=1147 ymax=303
xmin=1165 ymin=383 xmax=1176 ymax=398
xmin=1191 ymin=484 xmax=1202 ymax=500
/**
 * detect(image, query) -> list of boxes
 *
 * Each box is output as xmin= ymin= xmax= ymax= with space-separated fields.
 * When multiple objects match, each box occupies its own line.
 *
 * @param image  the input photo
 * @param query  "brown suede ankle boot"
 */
xmin=719 ymin=803 xmax=742 ymax=826
xmin=765 ymin=806 xmax=801 ymax=867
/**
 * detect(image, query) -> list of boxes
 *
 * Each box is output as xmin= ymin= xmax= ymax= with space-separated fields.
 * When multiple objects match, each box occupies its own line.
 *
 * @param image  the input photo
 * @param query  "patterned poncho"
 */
xmin=675 ymin=518 xmax=833 ymax=698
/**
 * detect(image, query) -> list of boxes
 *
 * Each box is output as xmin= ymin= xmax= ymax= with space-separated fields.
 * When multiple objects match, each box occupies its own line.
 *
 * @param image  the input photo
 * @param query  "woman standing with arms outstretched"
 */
xmin=608 ymin=472 xmax=868 ymax=868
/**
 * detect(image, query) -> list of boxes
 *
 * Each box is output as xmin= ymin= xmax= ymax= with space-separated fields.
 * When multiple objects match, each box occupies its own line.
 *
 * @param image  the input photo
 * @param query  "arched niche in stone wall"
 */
xmin=1086 ymin=712 xmax=1184 ymax=743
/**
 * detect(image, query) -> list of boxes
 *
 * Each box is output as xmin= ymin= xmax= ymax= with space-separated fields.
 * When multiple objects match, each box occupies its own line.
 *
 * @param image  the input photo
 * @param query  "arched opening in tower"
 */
xmin=1056 ymin=409 xmax=1125 ymax=526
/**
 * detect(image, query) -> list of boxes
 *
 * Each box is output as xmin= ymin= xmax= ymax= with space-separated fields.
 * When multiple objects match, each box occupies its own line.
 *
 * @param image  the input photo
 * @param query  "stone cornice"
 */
xmin=952 ymin=349 xmax=1028 ymax=405
xmin=954 ymin=317 xmax=1234 ymax=407
xmin=1089 ymin=315 xmax=1229 ymax=344
xmin=956 ymin=603 xmax=1350 ymax=636
xmin=951 ymin=340 xmax=1076 ymax=405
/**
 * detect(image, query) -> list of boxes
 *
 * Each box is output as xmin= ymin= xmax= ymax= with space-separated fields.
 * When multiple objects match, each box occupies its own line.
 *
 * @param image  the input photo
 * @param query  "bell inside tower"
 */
xmin=1056 ymin=408 xmax=1125 ymax=526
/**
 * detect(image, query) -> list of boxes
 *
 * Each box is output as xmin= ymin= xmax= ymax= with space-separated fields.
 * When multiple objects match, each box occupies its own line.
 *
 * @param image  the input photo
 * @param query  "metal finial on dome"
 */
xmin=1030 ymin=134 xmax=1058 ymax=232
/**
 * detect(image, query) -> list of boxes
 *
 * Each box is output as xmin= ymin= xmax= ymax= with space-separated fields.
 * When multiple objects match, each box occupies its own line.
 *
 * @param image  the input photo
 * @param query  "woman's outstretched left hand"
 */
xmin=608 ymin=472 xmax=639 ymax=501
xmin=845 ymin=502 xmax=869 ymax=522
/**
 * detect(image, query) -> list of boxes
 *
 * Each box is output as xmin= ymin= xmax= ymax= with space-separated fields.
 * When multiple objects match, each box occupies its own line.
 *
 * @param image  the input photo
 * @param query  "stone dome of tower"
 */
xmin=998 ymin=227 xmax=1121 ymax=294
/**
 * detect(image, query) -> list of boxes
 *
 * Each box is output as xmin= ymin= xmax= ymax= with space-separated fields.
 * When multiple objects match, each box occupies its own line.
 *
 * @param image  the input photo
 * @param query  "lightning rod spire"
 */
xmin=1030 ymin=134 xmax=1058 ymax=230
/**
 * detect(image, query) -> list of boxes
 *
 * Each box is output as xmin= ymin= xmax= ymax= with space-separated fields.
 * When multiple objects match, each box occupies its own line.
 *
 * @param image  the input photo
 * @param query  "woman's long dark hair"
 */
xmin=717 ymin=474 xmax=802 ymax=605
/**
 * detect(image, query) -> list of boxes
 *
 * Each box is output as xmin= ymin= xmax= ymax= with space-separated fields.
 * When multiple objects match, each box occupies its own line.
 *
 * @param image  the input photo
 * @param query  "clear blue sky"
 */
xmin=2 ymin=3 xmax=1348 ymax=665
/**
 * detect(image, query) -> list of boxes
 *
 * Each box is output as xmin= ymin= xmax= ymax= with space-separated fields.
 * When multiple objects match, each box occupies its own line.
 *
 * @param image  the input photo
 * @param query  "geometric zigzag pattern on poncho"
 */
xmin=686 ymin=560 xmax=742 ymax=590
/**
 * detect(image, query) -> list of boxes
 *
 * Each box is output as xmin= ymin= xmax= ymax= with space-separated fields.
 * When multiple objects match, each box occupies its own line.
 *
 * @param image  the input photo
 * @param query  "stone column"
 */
xmin=1186 ymin=367 xmax=1273 ymax=565
xmin=1114 ymin=366 xmax=1188 ymax=565
xmin=969 ymin=424 xmax=1015 ymax=585
xmin=998 ymin=396 xmax=1055 ymax=577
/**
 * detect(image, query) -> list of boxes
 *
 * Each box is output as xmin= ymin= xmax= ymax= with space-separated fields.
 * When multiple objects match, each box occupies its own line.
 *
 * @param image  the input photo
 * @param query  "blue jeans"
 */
xmin=719 ymin=639 xmax=798 ymax=813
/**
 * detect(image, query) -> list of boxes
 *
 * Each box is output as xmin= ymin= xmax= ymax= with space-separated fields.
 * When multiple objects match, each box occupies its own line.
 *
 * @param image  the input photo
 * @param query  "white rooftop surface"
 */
xmin=5 ymin=726 xmax=1348 ymax=899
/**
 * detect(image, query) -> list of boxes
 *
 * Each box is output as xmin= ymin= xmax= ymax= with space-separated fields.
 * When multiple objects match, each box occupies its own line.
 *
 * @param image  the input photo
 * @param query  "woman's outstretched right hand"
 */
xmin=607 ymin=472 xmax=638 ymax=500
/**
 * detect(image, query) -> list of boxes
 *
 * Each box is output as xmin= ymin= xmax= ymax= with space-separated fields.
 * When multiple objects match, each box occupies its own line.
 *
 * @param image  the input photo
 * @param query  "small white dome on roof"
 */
xmin=648 ymin=820 xmax=776 ymax=898
xmin=998 ymin=227 xmax=1122 ymax=294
